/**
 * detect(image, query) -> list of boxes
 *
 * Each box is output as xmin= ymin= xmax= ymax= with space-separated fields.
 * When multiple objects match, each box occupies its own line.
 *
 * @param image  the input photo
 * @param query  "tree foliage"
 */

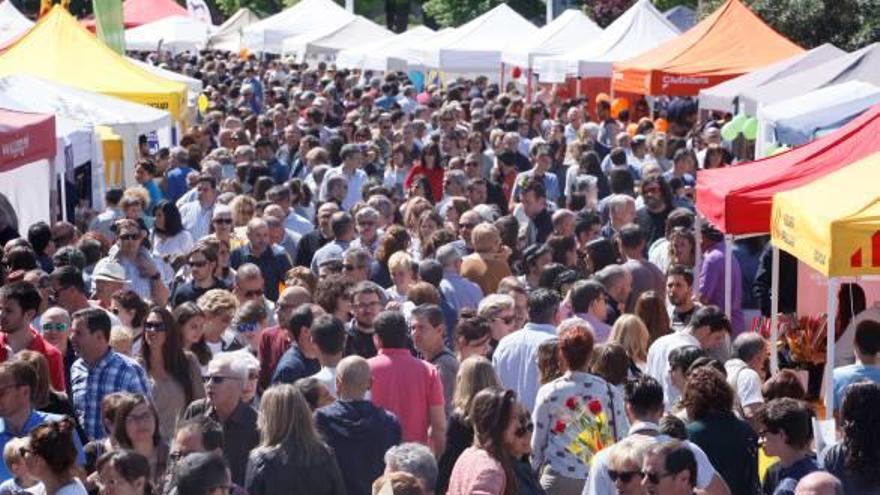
xmin=422 ymin=0 xmax=543 ymax=27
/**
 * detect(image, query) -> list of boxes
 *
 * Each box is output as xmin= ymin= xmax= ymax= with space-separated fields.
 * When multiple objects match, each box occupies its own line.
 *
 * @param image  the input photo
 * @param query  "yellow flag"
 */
xmin=39 ymin=0 xmax=52 ymax=18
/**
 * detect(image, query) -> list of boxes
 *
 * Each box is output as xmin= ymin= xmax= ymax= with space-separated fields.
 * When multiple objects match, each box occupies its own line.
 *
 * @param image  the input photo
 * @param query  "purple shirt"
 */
xmin=700 ymin=241 xmax=744 ymax=334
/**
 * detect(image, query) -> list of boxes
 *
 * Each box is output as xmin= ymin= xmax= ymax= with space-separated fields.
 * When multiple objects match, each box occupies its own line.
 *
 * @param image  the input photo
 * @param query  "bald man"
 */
xmin=257 ymin=286 xmax=313 ymax=391
xmin=40 ymin=306 xmax=76 ymax=392
xmin=315 ymin=355 xmax=401 ymax=495
xmin=795 ymin=472 xmax=844 ymax=495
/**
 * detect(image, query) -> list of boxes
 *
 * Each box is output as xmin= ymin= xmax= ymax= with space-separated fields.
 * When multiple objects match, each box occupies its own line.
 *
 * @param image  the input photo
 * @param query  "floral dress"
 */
xmin=530 ymin=370 xmax=628 ymax=480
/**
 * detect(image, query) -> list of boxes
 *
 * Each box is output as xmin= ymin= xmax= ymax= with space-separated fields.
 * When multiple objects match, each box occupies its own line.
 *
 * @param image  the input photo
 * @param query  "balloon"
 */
xmin=742 ymin=117 xmax=758 ymax=140
xmin=654 ymin=118 xmax=668 ymax=133
xmin=729 ymin=113 xmax=748 ymax=132
xmin=626 ymin=123 xmax=639 ymax=137
xmin=197 ymin=94 xmax=209 ymax=114
xmin=511 ymin=66 xmax=522 ymax=79
xmin=720 ymin=121 xmax=739 ymax=141
xmin=611 ymin=98 xmax=629 ymax=119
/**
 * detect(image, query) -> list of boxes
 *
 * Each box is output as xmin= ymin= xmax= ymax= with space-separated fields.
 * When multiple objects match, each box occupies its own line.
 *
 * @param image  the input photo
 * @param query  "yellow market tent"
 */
xmin=0 ymin=6 xmax=186 ymax=121
xmin=770 ymin=151 xmax=880 ymax=415
xmin=97 ymin=126 xmax=124 ymax=186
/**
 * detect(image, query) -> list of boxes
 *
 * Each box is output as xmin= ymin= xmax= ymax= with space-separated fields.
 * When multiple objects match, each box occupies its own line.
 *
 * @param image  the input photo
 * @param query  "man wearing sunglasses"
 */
xmin=170 ymin=243 xmax=226 ymax=307
xmin=641 ymin=441 xmax=699 ymax=495
xmin=585 ymin=376 xmax=729 ymax=495
xmin=182 ymin=353 xmax=258 ymax=486
xmin=104 ymin=219 xmax=168 ymax=306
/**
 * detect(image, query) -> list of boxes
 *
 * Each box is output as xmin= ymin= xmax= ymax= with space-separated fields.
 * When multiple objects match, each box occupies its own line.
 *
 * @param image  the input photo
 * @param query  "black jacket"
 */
xmin=314 ymin=400 xmax=402 ymax=495
xmin=436 ymin=412 xmax=473 ymax=494
xmin=182 ymin=399 xmax=258 ymax=486
xmin=245 ymin=438 xmax=346 ymax=495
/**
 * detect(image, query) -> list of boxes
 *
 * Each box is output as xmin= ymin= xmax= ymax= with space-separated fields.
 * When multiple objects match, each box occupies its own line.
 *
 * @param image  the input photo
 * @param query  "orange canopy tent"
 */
xmin=611 ymin=0 xmax=802 ymax=96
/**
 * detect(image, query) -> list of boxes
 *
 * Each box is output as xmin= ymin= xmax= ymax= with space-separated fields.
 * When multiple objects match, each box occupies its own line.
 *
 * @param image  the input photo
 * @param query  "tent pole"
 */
xmin=770 ymin=245 xmax=780 ymax=373
xmin=575 ymin=78 xmax=581 ymax=99
xmin=693 ymin=216 xmax=702 ymax=298
xmin=500 ymin=63 xmax=505 ymax=90
xmin=526 ymin=68 xmax=533 ymax=103
xmin=724 ymin=234 xmax=733 ymax=320
xmin=825 ymin=277 xmax=837 ymax=418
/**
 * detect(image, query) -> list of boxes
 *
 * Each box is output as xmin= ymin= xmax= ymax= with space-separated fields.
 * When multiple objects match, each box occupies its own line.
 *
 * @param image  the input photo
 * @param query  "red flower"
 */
xmin=552 ymin=420 xmax=566 ymax=434
xmin=587 ymin=399 xmax=602 ymax=415
xmin=565 ymin=397 xmax=578 ymax=410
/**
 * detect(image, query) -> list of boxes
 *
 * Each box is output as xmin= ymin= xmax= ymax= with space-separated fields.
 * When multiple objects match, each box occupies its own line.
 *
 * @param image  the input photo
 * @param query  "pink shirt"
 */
xmin=368 ymin=348 xmax=444 ymax=444
xmin=447 ymin=447 xmax=506 ymax=495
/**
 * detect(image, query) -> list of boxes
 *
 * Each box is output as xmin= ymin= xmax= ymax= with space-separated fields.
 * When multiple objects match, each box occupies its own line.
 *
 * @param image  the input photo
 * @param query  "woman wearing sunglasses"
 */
xmin=606 ymin=437 xmax=653 ymax=495
xmin=138 ymin=307 xmax=205 ymax=443
xmin=447 ymin=388 xmax=533 ymax=495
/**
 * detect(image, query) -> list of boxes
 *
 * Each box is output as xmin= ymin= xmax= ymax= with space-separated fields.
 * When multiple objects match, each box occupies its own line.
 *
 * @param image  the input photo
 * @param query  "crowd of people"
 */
xmin=0 ymin=47 xmax=876 ymax=495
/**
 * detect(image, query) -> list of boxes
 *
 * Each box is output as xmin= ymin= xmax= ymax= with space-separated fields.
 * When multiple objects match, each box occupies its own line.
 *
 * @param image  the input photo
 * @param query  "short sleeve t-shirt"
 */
xmin=725 ymin=359 xmax=764 ymax=409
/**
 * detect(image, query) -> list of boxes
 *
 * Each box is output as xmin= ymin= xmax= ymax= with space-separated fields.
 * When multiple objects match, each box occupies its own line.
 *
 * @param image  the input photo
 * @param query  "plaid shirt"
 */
xmin=71 ymin=349 xmax=151 ymax=441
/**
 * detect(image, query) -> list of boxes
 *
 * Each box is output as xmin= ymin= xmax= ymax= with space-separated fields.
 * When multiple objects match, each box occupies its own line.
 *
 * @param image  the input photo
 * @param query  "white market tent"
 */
xmin=125 ymin=15 xmax=215 ymax=54
xmin=0 ymin=0 xmax=33 ymax=46
xmin=336 ymin=25 xmax=436 ymax=72
xmin=756 ymin=80 xmax=880 ymax=154
xmin=501 ymin=9 xmax=601 ymax=70
xmin=0 ymin=75 xmax=173 ymax=186
xmin=699 ymin=43 xmax=845 ymax=113
xmin=535 ymin=0 xmax=679 ymax=83
xmin=400 ymin=28 xmax=454 ymax=72
xmin=417 ymin=4 xmax=538 ymax=75
xmin=208 ymin=7 xmax=260 ymax=52
xmin=281 ymin=15 xmax=393 ymax=62
xmin=127 ymin=57 xmax=203 ymax=109
xmin=243 ymin=0 xmax=354 ymax=54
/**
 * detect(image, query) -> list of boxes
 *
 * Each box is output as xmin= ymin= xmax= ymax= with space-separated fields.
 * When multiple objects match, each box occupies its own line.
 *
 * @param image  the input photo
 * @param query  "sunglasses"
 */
xmin=609 ymin=470 xmax=640 ymax=483
xmin=343 ymin=264 xmax=363 ymax=272
xmin=203 ymin=375 xmax=239 ymax=385
xmin=514 ymin=413 xmax=533 ymax=438
xmin=243 ymin=289 xmax=262 ymax=298
xmin=144 ymin=322 xmax=166 ymax=332
xmin=641 ymin=471 xmax=674 ymax=484
xmin=42 ymin=322 xmax=68 ymax=332
xmin=189 ymin=260 xmax=209 ymax=268
xmin=213 ymin=218 xmax=233 ymax=225
xmin=118 ymin=233 xmax=139 ymax=241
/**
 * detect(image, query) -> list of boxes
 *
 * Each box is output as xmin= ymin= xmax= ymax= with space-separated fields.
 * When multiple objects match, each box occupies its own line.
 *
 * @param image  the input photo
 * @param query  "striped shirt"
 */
xmin=71 ymin=350 xmax=151 ymax=441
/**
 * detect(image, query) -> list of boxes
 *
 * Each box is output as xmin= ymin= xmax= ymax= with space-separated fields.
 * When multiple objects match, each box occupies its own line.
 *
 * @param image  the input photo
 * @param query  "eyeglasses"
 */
xmin=189 ymin=259 xmax=209 ymax=268
xmin=144 ymin=321 xmax=166 ymax=332
xmin=125 ymin=410 xmax=154 ymax=424
xmin=213 ymin=218 xmax=233 ymax=225
xmin=609 ymin=470 xmax=640 ymax=483
xmin=243 ymin=289 xmax=262 ymax=298
xmin=203 ymin=375 xmax=240 ymax=385
xmin=118 ymin=233 xmax=139 ymax=241
xmin=641 ymin=470 xmax=675 ymax=484
xmin=343 ymin=264 xmax=364 ymax=272
xmin=41 ymin=322 xmax=68 ymax=332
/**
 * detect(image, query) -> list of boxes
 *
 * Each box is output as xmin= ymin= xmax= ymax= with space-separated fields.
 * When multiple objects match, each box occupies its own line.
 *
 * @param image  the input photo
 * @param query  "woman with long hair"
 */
xmin=95 ymin=449 xmax=152 ymax=495
xmin=634 ymin=291 xmax=671 ymax=345
xmin=403 ymin=142 xmax=444 ymax=202
xmin=683 ymin=367 xmax=758 ymax=495
xmin=245 ymin=384 xmax=345 ymax=495
xmin=172 ymin=302 xmax=212 ymax=372
xmin=454 ymin=314 xmax=493 ymax=362
xmin=372 ymin=225 xmax=411 ymax=288
xmin=26 ymin=419 xmax=87 ymax=495
xmin=610 ymin=314 xmax=650 ymax=375
xmin=110 ymin=290 xmax=149 ymax=355
xmin=437 ymin=357 xmax=502 ymax=494
xmin=139 ymin=307 xmax=205 ymax=442
xmin=383 ymin=143 xmax=413 ymax=199
xmin=820 ymin=382 xmax=880 ymax=493
xmin=447 ymin=388 xmax=533 ymax=495
xmin=109 ymin=395 xmax=168 ymax=488
xmin=16 ymin=351 xmax=85 ymax=442
xmin=150 ymin=200 xmax=193 ymax=280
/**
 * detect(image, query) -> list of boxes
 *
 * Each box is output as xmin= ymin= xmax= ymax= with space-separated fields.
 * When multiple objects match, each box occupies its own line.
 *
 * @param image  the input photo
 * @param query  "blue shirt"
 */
xmin=439 ymin=271 xmax=484 ymax=313
xmin=0 ymin=410 xmax=86 ymax=481
xmin=70 ymin=350 xmax=150 ymax=441
xmin=492 ymin=322 xmax=557 ymax=412
xmin=310 ymin=239 xmax=351 ymax=274
xmin=267 ymin=158 xmax=290 ymax=185
xmin=833 ymin=363 xmax=880 ymax=409
xmin=510 ymin=170 xmax=560 ymax=205
xmin=230 ymin=244 xmax=292 ymax=302
xmin=272 ymin=345 xmax=320 ymax=385
xmin=165 ymin=166 xmax=193 ymax=204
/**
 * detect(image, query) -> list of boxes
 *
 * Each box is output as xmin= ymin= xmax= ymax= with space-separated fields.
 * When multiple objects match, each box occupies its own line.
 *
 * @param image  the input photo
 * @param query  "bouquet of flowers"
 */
xmin=550 ymin=396 xmax=614 ymax=467
xmin=782 ymin=314 xmax=827 ymax=366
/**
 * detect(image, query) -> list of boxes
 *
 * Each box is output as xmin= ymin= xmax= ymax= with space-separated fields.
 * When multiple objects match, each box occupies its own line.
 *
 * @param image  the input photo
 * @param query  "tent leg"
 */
xmin=770 ymin=245 xmax=780 ymax=373
xmin=575 ymin=78 xmax=581 ymax=98
xmin=825 ymin=278 xmax=837 ymax=417
xmin=500 ymin=63 xmax=505 ymax=90
xmin=693 ymin=216 xmax=702 ymax=298
xmin=526 ymin=68 xmax=533 ymax=103
xmin=724 ymin=234 xmax=733 ymax=321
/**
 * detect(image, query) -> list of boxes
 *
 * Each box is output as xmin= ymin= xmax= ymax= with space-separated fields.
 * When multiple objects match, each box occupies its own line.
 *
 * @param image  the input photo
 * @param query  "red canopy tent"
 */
xmin=0 ymin=108 xmax=56 ymax=230
xmin=0 ymin=108 xmax=55 ymax=172
xmin=696 ymin=104 xmax=880 ymax=235
xmin=83 ymin=0 xmax=188 ymax=30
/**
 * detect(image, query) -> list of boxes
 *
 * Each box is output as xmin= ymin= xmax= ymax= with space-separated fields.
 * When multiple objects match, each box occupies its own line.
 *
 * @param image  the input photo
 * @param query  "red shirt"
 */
xmin=403 ymin=164 xmax=445 ymax=202
xmin=0 ymin=327 xmax=65 ymax=392
xmin=368 ymin=348 xmax=444 ymax=445
xmin=257 ymin=326 xmax=290 ymax=391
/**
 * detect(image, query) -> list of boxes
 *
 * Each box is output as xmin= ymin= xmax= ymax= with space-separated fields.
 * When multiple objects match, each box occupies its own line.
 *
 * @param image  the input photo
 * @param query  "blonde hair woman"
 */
xmin=610 ymin=314 xmax=650 ymax=377
xmin=386 ymin=251 xmax=415 ymax=303
xmin=606 ymin=436 xmax=653 ymax=495
xmin=245 ymin=384 xmax=345 ymax=495
xmin=437 ymin=357 xmax=502 ymax=494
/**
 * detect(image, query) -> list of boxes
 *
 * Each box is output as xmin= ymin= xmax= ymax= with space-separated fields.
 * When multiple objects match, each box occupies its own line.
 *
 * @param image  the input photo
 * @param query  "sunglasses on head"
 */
xmin=608 ymin=470 xmax=640 ymax=483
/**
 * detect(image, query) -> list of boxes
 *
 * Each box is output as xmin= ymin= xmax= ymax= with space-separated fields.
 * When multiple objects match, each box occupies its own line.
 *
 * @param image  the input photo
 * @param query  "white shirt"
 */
xmin=725 ymin=358 xmax=764 ymax=410
xmin=645 ymin=331 xmax=700 ymax=410
xmin=179 ymin=200 xmax=214 ymax=242
xmin=311 ymin=366 xmax=337 ymax=397
xmin=319 ymin=166 xmax=368 ymax=211
xmin=835 ymin=304 xmax=880 ymax=367
xmin=284 ymin=210 xmax=314 ymax=237
xmin=492 ymin=322 xmax=557 ymax=412
xmin=583 ymin=422 xmax=719 ymax=495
